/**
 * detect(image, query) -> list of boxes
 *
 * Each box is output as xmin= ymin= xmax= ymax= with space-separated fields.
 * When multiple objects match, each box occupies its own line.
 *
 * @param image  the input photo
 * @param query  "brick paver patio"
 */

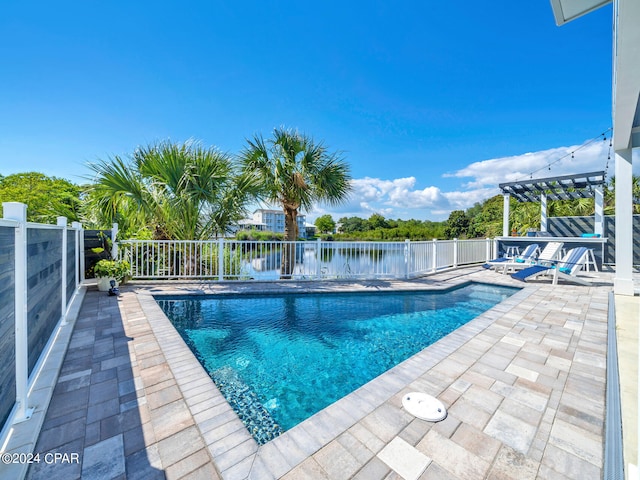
xmin=13 ymin=266 xmax=612 ymax=479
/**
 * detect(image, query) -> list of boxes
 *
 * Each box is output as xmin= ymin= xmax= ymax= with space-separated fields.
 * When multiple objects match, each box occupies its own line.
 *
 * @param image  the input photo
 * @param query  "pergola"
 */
xmin=550 ymin=0 xmax=639 ymax=296
xmin=499 ymin=171 xmax=606 ymax=236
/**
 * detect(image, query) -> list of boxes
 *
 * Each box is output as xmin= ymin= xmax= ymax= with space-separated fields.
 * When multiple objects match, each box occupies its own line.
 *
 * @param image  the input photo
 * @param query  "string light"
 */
xmin=520 ymin=128 xmax=612 ymax=181
xmin=604 ymin=132 xmax=613 ymax=181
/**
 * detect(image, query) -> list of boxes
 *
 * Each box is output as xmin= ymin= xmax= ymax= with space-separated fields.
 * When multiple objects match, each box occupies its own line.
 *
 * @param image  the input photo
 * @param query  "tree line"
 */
xmin=313 ymin=176 xmax=640 ymax=241
xmin=314 ymin=213 xmax=446 ymax=240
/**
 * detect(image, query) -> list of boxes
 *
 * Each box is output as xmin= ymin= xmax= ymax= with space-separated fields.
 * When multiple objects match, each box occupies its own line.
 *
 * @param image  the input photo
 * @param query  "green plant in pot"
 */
xmin=94 ymin=259 xmax=130 ymax=291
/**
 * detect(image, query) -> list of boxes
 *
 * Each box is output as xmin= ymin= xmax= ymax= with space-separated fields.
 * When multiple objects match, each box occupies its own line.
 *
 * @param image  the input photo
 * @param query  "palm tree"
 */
xmin=240 ymin=128 xmax=352 ymax=278
xmin=604 ymin=176 xmax=640 ymax=215
xmin=511 ymin=201 xmax=540 ymax=233
xmin=86 ymin=140 xmax=255 ymax=239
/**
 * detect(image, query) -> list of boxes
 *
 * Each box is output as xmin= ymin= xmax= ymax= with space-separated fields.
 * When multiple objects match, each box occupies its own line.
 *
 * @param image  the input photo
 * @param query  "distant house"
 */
xmin=236 ymin=218 xmax=267 ymax=231
xmin=237 ymin=209 xmax=308 ymax=238
xmin=304 ymin=222 xmax=317 ymax=238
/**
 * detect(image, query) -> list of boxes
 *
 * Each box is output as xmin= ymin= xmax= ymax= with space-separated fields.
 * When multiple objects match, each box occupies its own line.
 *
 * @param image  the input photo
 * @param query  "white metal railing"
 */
xmin=435 ymin=240 xmax=455 ymax=270
xmin=119 ymin=238 xmax=496 ymax=281
xmin=458 ymin=238 xmax=491 ymax=265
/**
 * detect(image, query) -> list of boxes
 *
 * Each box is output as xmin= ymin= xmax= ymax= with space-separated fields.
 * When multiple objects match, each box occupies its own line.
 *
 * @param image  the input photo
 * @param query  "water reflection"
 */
xmin=239 ymin=243 xmax=407 ymax=280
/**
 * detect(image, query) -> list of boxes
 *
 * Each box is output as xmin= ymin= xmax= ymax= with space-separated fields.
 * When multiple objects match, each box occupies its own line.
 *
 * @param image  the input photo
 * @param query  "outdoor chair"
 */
xmin=482 ymin=243 xmax=540 ymax=270
xmin=510 ymin=246 xmax=591 ymax=285
xmin=486 ymin=241 xmax=564 ymax=275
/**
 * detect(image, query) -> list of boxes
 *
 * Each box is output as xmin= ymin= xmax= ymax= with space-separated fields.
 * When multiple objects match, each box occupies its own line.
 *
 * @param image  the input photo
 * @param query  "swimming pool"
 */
xmin=156 ymin=282 xmax=518 ymax=444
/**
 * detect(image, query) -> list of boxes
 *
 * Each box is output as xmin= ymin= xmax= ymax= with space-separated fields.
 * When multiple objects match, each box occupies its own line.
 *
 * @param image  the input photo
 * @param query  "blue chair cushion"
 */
xmin=511 ymin=265 xmax=551 ymax=282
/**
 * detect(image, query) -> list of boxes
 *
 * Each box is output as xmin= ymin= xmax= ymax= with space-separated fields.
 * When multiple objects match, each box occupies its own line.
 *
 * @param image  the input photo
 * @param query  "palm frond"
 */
xmin=240 ymin=127 xmax=352 ymax=239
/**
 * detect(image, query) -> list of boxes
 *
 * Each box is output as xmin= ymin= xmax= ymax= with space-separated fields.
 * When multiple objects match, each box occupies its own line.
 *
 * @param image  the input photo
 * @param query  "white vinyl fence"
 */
xmin=0 ymin=203 xmax=84 ymax=436
xmin=119 ymin=238 xmax=496 ymax=281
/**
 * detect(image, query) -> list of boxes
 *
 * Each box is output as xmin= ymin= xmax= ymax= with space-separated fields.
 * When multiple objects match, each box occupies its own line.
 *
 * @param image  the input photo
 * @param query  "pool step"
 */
xmin=211 ymin=366 xmax=283 ymax=445
xmin=467 ymin=290 xmax=510 ymax=303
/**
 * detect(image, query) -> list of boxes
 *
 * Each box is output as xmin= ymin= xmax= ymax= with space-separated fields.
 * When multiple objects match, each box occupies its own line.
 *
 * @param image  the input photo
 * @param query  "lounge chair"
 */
xmin=511 ymin=247 xmax=591 ymax=285
xmin=488 ymin=242 xmax=564 ymax=274
xmin=483 ymin=243 xmax=539 ymax=270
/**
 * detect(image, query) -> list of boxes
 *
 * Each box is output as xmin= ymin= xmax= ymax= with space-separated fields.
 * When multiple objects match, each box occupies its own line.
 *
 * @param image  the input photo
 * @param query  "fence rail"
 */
xmin=119 ymin=238 xmax=496 ymax=281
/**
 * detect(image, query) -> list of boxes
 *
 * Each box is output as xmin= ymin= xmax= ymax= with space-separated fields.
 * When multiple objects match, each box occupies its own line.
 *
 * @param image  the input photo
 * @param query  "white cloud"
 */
xmin=443 ymin=188 xmax=500 ymax=210
xmin=306 ymin=177 xmax=450 ymax=221
xmin=351 ymin=177 xmax=445 ymax=209
xmin=310 ymin=175 xmax=501 ymax=220
xmin=303 ymin=137 xmax=620 ymax=222
xmin=446 ymin=140 xmax=610 ymax=189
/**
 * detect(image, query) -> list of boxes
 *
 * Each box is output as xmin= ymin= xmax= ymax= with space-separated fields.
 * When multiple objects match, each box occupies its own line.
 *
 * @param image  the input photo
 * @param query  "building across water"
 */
xmin=237 ymin=209 xmax=308 ymax=238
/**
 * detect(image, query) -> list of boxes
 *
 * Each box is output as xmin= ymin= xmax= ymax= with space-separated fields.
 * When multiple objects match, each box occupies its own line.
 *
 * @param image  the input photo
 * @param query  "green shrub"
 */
xmin=94 ymin=259 xmax=130 ymax=281
xmin=235 ymin=230 xmax=284 ymax=241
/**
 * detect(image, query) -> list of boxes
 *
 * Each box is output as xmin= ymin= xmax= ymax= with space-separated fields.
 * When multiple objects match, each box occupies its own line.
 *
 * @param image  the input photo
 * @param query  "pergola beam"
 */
xmin=499 ymin=170 xmax=606 ymax=236
xmin=499 ymin=171 xmax=605 ymax=204
xmin=550 ymin=0 xmax=612 ymax=25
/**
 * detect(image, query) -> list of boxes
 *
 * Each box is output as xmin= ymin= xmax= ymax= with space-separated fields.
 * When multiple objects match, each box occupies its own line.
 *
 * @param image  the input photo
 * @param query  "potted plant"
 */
xmin=94 ymin=259 xmax=130 ymax=292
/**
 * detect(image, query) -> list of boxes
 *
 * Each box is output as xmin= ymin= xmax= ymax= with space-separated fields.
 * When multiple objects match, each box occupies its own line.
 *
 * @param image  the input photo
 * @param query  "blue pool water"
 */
xmin=156 ymin=282 xmax=518 ymax=444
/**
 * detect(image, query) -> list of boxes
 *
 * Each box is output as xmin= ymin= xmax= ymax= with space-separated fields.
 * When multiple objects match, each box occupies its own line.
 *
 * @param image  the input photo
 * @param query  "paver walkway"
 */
xmin=21 ymin=266 xmax=612 ymax=479
xmin=27 ymin=287 xmax=220 ymax=479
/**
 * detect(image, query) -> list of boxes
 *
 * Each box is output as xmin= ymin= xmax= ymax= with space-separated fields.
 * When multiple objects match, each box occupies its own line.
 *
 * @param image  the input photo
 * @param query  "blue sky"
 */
xmin=0 ymin=1 xmax=619 ymax=221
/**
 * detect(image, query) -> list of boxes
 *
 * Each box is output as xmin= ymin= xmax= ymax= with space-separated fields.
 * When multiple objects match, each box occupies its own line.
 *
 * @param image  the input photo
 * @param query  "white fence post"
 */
xmin=486 ymin=238 xmax=492 ymax=262
xmin=72 ymin=222 xmax=81 ymax=289
xmin=431 ymin=239 xmax=438 ymax=273
xmin=218 ymin=238 xmax=224 ymax=281
xmin=453 ymin=238 xmax=458 ymax=268
xmin=3 ymin=202 xmax=33 ymax=422
xmin=57 ymin=217 xmax=68 ymax=325
xmin=404 ymin=239 xmax=411 ymax=279
xmin=79 ymin=227 xmax=85 ymax=283
xmin=316 ymin=238 xmax=322 ymax=280
xmin=111 ymin=223 xmax=119 ymax=260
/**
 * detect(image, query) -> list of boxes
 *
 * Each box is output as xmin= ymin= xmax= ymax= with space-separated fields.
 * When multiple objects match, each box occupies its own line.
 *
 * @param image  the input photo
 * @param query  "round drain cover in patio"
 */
xmin=402 ymin=392 xmax=447 ymax=421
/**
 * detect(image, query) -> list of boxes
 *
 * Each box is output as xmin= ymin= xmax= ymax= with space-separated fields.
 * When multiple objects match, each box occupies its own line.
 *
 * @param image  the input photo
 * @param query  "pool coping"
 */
xmin=134 ymin=268 xmax=538 ymax=479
